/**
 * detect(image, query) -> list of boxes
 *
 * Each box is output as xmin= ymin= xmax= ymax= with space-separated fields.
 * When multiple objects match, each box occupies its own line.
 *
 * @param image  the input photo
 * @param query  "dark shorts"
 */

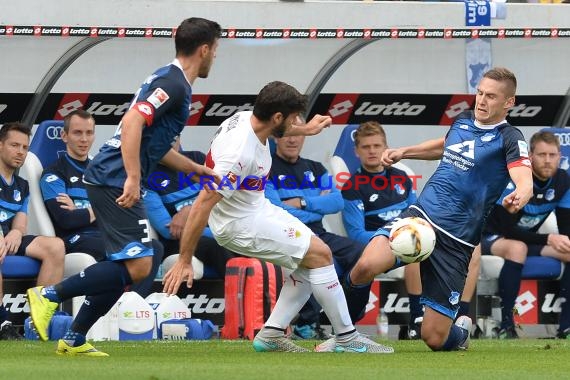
xmin=481 ymin=233 xmax=543 ymax=257
xmin=15 ymin=235 xmax=39 ymax=256
xmin=377 ymin=207 xmax=473 ymax=319
xmin=86 ymin=184 xmax=154 ymax=262
xmin=63 ymin=232 xmax=107 ymax=262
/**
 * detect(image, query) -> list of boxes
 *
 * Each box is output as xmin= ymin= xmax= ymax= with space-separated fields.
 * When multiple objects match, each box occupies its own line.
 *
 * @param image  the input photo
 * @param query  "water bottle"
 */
xmin=377 ymin=308 xmax=389 ymax=338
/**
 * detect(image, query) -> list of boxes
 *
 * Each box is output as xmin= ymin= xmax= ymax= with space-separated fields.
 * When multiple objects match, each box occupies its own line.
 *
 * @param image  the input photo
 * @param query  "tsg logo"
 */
xmin=46 ymin=125 xmax=63 ymax=140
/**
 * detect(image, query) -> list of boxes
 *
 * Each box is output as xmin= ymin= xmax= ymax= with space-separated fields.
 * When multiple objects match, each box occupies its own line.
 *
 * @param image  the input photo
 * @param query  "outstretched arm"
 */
xmin=382 ymin=137 xmax=445 ymax=166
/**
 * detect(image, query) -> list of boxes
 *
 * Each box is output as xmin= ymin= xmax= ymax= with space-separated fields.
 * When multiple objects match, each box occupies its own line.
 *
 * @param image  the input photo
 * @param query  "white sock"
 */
xmin=264 ymin=267 xmax=312 ymax=331
xmin=309 ymin=265 xmax=355 ymax=335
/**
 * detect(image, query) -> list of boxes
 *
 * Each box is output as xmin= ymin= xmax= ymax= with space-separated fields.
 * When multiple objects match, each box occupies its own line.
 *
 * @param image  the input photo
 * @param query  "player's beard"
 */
xmin=271 ymin=120 xmax=288 ymax=138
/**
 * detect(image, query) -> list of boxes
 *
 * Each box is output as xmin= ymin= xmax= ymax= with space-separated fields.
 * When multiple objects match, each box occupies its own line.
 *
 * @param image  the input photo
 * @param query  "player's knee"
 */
xmin=422 ymin=329 xmax=446 ymax=351
xmin=503 ymin=241 xmax=528 ymax=262
xmin=127 ymin=257 xmax=153 ymax=282
xmin=302 ymin=238 xmax=333 ymax=268
xmin=37 ymin=237 xmax=65 ymax=262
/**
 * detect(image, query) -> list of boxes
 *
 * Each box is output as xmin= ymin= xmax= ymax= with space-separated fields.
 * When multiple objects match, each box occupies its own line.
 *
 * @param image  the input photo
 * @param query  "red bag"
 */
xmin=221 ymin=257 xmax=284 ymax=340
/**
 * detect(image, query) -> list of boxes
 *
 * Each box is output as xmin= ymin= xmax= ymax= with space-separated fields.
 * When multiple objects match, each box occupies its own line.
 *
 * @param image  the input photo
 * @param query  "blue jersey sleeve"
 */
xmin=21 ymin=195 xmax=29 ymax=214
xmin=135 ymin=74 xmax=186 ymax=127
xmin=40 ymin=172 xmax=64 ymax=201
xmin=304 ymin=172 xmax=343 ymax=215
xmin=342 ymin=198 xmax=374 ymax=244
xmin=40 ymin=172 xmax=91 ymax=229
xmin=502 ymin=127 xmax=531 ymax=169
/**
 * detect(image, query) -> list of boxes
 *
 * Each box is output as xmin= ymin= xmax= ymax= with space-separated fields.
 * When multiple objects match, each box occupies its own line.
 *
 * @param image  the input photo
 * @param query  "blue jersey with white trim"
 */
xmin=485 ymin=169 xmax=570 ymax=234
xmin=341 ymin=166 xmax=416 ymax=244
xmin=40 ymin=153 xmax=97 ymax=238
xmin=84 ymin=59 xmax=192 ymax=188
xmin=0 ymin=175 xmax=29 ymax=236
xmin=416 ymin=112 xmax=530 ymax=246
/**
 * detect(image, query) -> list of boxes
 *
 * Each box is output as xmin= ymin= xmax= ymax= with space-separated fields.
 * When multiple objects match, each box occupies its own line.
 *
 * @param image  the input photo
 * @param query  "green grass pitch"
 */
xmin=2 ymin=339 xmax=569 ymax=380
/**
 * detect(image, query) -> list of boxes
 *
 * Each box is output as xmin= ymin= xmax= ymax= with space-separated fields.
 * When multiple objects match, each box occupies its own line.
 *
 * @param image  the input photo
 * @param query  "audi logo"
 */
xmin=45 ymin=126 xmax=63 ymax=140
xmin=554 ymin=133 xmax=570 ymax=147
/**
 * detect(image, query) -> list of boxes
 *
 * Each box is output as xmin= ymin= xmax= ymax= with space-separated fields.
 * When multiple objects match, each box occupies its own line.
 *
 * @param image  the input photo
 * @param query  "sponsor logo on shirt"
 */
xmin=147 ymin=88 xmax=170 ymax=109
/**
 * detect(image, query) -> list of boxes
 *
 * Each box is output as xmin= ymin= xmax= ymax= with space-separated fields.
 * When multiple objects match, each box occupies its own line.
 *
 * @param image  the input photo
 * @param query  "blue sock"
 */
xmin=130 ymin=240 xmax=163 ymax=298
xmin=343 ymin=271 xmax=372 ymax=323
xmin=0 ymin=304 xmax=8 ymax=323
xmin=457 ymin=301 xmax=470 ymax=319
xmin=441 ymin=324 xmax=467 ymax=351
xmin=72 ymin=289 xmax=124 ymax=337
xmin=558 ymin=266 xmax=570 ymax=332
xmin=53 ymin=261 xmax=133 ymax=301
xmin=408 ymin=294 xmax=423 ymax=321
xmin=41 ymin=286 xmax=61 ymax=303
xmin=63 ymin=330 xmax=86 ymax=347
xmin=498 ymin=259 xmax=523 ymax=329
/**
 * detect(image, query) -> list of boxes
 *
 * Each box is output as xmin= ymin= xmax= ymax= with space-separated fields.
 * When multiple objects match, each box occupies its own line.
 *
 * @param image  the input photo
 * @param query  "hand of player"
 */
xmin=56 ymin=193 xmax=76 ymax=210
xmin=168 ymin=206 xmax=191 ymax=240
xmin=299 ymin=114 xmax=332 ymax=136
xmin=192 ymin=164 xmax=221 ymax=185
xmin=3 ymin=229 xmax=22 ymax=255
xmin=283 ymin=197 xmax=301 ymax=208
xmin=162 ymin=259 xmax=194 ymax=295
xmin=381 ymin=148 xmax=403 ymax=166
xmin=502 ymin=188 xmax=532 ymax=214
xmin=116 ymin=176 xmax=141 ymax=208
xmin=547 ymin=234 xmax=570 ymax=254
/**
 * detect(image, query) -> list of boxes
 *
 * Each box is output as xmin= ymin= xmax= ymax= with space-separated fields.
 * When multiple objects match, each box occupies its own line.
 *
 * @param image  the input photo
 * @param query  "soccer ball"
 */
xmin=388 ymin=217 xmax=436 ymax=264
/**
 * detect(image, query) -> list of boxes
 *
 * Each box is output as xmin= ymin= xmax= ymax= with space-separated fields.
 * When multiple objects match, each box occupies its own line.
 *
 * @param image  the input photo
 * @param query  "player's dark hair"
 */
xmin=483 ymin=67 xmax=517 ymax=98
xmin=175 ymin=17 xmax=222 ymax=56
xmin=0 ymin=122 xmax=31 ymax=142
xmin=354 ymin=121 xmax=387 ymax=147
xmin=63 ymin=109 xmax=95 ymax=133
xmin=530 ymin=130 xmax=561 ymax=153
xmin=253 ymin=81 xmax=307 ymax=122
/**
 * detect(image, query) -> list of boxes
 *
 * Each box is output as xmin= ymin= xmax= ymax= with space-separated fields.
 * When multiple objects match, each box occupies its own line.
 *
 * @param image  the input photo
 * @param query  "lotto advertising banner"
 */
xmin=3 ymin=278 xmax=225 ymax=327
xmin=514 ymin=280 xmax=563 ymax=325
xmin=0 ymin=93 xmax=566 ymax=127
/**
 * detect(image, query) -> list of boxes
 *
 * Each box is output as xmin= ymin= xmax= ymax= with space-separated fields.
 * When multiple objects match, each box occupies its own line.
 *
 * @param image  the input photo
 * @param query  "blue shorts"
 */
xmin=85 ymin=184 xmax=154 ymax=262
xmin=63 ymin=232 xmax=107 ymax=262
xmin=375 ymin=207 xmax=473 ymax=319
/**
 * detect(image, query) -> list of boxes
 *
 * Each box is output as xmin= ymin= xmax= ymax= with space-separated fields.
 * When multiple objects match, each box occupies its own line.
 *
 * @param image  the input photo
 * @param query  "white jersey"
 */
xmin=205 ymin=111 xmax=273 ymax=242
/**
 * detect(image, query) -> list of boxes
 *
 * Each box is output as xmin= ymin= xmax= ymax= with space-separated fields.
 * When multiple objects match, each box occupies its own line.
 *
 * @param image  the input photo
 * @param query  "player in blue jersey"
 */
xmin=27 ymin=17 xmax=221 ymax=356
xmin=40 ymin=110 xmax=161 ymax=296
xmin=481 ymin=130 xmax=570 ymax=339
xmin=317 ymin=67 xmax=534 ymax=352
xmin=144 ymin=149 xmax=237 ymax=277
xmin=265 ymin=133 xmax=365 ymax=339
xmin=40 ymin=110 xmax=105 ymax=262
xmin=341 ymin=121 xmax=481 ymax=339
xmin=0 ymin=122 xmax=65 ymax=340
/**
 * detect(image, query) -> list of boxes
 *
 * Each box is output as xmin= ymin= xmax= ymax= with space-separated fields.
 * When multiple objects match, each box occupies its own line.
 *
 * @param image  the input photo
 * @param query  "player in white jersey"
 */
xmin=163 ymin=81 xmax=394 ymax=353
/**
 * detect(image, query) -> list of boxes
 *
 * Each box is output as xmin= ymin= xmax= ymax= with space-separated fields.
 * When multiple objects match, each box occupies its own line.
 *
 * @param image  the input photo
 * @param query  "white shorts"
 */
xmin=212 ymin=203 xmax=313 ymax=270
